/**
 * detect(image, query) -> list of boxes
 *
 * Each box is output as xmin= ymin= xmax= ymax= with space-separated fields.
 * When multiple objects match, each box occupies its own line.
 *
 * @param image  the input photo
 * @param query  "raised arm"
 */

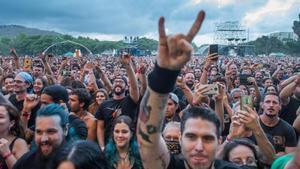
xmin=239 ymin=106 xmax=276 ymax=164
xmin=214 ymin=83 xmax=225 ymax=130
xmin=248 ymin=77 xmax=261 ymax=103
xmin=279 ymin=74 xmax=300 ymax=105
xmin=40 ymin=53 xmax=57 ymax=84
xmin=10 ymin=48 xmax=20 ymax=71
xmin=137 ymin=10 xmax=205 ymax=169
xmin=57 ymin=59 xmax=68 ymax=83
xmin=137 ymin=63 xmax=147 ymax=98
xmin=293 ymin=109 xmax=300 ymax=133
xmin=176 ymin=76 xmax=193 ymax=105
xmin=199 ymin=53 xmax=218 ymax=84
xmin=95 ymin=66 xmax=113 ymax=93
xmin=272 ymin=65 xmax=281 ymax=79
xmin=280 ymin=75 xmax=297 ymax=89
xmin=120 ymin=55 xmax=140 ymax=103
xmin=40 ymin=53 xmax=54 ymax=77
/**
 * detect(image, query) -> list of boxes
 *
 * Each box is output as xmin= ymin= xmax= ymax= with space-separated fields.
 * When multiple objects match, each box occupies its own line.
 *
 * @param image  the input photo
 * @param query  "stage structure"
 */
xmin=212 ymin=21 xmax=254 ymax=57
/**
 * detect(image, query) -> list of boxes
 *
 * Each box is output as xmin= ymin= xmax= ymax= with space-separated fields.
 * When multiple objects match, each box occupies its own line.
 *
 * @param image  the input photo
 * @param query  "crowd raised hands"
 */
xmin=0 ymin=8 xmax=300 ymax=169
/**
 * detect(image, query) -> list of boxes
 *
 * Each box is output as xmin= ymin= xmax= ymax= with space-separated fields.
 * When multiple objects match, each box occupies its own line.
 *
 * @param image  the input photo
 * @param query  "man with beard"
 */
xmin=95 ymin=54 xmax=139 ymax=149
xmin=69 ymin=88 xmax=97 ymax=141
xmin=228 ymin=63 xmax=238 ymax=78
xmin=184 ymin=72 xmax=195 ymax=90
xmin=254 ymin=71 xmax=263 ymax=87
xmin=279 ymin=74 xmax=300 ymax=125
xmin=259 ymin=93 xmax=297 ymax=156
xmin=137 ymin=10 xmax=239 ymax=169
xmin=173 ymin=72 xmax=195 ymax=109
xmin=40 ymin=85 xmax=88 ymax=141
xmin=13 ymin=104 xmax=69 ymax=169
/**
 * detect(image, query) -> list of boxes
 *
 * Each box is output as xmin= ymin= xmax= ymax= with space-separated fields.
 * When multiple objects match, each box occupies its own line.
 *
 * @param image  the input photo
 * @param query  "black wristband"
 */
xmin=148 ymin=63 xmax=180 ymax=94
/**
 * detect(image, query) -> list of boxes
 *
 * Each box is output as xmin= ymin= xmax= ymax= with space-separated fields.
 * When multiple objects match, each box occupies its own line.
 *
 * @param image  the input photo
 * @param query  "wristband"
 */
xmin=148 ymin=63 xmax=180 ymax=94
xmin=3 ymin=152 xmax=12 ymax=160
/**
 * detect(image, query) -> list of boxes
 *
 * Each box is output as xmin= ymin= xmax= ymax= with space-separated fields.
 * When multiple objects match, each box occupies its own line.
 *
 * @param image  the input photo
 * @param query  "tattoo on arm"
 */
xmin=156 ymin=153 xmax=167 ymax=169
xmin=139 ymin=90 xmax=152 ymax=123
xmin=146 ymin=125 xmax=158 ymax=134
xmin=138 ymin=124 xmax=152 ymax=143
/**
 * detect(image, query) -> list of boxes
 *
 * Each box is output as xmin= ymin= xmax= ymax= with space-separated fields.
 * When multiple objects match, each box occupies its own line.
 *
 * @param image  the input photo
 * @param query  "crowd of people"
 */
xmin=0 ymin=10 xmax=300 ymax=169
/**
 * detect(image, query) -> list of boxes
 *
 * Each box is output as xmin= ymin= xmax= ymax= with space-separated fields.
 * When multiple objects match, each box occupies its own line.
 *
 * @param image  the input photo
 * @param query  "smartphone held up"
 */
xmin=208 ymin=44 xmax=219 ymax=64
xmin=202 ymin=84 xmax=219 ymax=95
xmin=240 ymin=95 xmax=253 ymax=111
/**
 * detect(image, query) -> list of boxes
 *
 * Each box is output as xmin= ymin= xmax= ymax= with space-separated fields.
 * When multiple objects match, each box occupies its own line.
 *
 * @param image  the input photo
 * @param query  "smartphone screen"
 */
xmin=209 ymin=44 xmax=218 ymax=65
xmin=240 ymin=95 xmax=253 ymax=111
xmin=209 ymin=44 xmax=218 ymax=55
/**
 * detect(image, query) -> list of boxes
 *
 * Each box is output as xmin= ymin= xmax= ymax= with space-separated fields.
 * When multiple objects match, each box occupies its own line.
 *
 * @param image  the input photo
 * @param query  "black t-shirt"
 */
xmin=246 ymin=133 xmax=275 ymax=146
xmin=210 ymin=99 xmax=231 ymax=137
xmin=260 ymin=118 xmax=297 ymax=153
xmin=8 ymin=94 xmax=40 ymax=128
xmin=280 ymin=96 xmax=300 ymax=125
xmin=167 ymin=154 xmax=239 ymax=169
xmin=13 ymin=150 xmax=55 ymax=169
xmin=95 ymin=96 xmax=138 ymax=143
xmin=13 ymin=142 xmax=68 ymax=169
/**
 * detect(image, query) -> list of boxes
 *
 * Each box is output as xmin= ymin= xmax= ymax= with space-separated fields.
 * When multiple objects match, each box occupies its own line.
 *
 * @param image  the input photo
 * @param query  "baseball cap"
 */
xmin=169 ymin=93 xmax=179 ymax=104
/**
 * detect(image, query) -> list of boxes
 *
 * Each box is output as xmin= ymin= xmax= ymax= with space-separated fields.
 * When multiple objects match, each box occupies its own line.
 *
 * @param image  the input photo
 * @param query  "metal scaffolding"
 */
xmin=213 ymin=21 xmax=248 ymax=45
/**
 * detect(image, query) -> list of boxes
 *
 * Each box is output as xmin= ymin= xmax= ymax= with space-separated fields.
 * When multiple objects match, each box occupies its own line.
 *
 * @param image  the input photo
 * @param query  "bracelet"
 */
xmin=3 ymin=152 xmax=12 ymax=160
xmin=148 ymin=62 xmax=180 ymax=94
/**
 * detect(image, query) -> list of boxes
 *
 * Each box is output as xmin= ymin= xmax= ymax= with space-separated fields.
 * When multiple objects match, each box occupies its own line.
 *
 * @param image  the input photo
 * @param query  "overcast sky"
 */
xmin=0 ymin=0 xmax=299 ymax=45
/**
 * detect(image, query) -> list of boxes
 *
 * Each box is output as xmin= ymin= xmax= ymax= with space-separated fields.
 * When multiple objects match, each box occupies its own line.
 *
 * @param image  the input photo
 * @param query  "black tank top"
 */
xmin=0 ymin=137 xmax=18 ymax=169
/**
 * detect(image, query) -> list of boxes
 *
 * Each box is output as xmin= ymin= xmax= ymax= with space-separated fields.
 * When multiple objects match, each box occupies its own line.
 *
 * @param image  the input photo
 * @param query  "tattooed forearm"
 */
xmin=138 ymin=88 xmax=168 ymax=142
xmin=156 ymin=153 xmax=168 ymax=169
xmin=139 ymin=90 xmax=151 ymax=123
xmin=146 ymin=125 xmax=158 ymax=134
xmin=138 ymin=123 xmax=159 ymax=143
xmin=138 ymin=124 xmax=152 ymax=143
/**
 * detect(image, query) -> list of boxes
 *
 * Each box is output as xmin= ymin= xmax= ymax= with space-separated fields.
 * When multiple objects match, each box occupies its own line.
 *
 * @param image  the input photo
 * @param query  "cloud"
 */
xmin=242 ymin=0 xmax=300 ymax=32
xmin=0 ymin=0 xmax=299 ymax=46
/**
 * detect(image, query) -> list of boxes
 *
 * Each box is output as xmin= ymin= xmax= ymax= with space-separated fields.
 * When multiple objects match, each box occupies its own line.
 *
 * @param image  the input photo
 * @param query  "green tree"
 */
xmin=248 ymin=36 xmax=286 ymax=55
xmin=136 ymin=37 xmax=158 ymax=51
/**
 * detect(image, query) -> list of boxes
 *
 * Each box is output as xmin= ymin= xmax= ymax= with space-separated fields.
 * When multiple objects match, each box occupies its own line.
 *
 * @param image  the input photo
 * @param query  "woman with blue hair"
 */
xmin=105 ymin=115 xmax=143 ymax=169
